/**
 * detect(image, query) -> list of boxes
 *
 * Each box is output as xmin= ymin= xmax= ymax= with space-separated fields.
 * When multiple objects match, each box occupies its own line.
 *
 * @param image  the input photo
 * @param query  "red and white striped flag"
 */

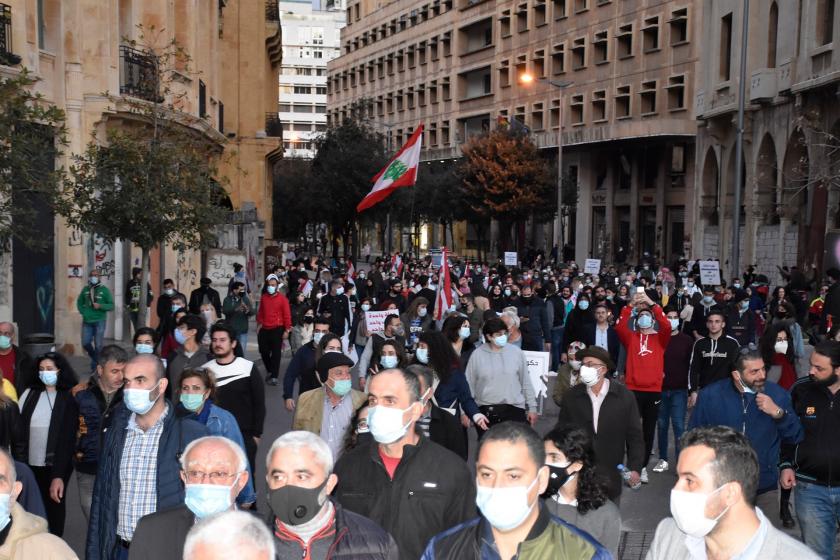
xmin=346 ymin=258 xmax=356 ymax=280
xmin=434 ymin=247 xmax=453 ymax=321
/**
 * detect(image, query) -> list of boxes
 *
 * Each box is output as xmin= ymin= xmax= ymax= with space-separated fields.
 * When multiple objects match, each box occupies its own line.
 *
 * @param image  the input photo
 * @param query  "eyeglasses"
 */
xmin=182 ymin=470 xmax=240 ymax=483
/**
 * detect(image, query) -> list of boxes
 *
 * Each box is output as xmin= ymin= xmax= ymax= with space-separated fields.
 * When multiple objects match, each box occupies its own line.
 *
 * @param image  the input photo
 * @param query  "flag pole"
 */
xmin=386 ymin=212 xmax=391 ymax=256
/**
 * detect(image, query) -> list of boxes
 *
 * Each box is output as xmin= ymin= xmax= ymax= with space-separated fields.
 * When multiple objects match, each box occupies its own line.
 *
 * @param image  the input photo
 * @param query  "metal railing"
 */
xmin=265 ymin=113 xmax=283 ymax=137
xmin=119 ymin=45 xmax=160 ymax=102
xmin=0 ymin=3 xmax=21 ymax=66
xmin=266 ymin=0 xmax=280 ymax=22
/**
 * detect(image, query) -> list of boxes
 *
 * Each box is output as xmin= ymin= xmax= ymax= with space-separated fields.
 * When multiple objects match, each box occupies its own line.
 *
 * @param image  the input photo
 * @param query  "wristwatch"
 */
xmin=774 ymin=408 xmax=785 ymax=419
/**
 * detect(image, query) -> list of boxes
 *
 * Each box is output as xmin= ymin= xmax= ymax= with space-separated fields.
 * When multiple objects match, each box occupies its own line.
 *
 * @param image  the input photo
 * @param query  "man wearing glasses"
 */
xmin=86 ymin=354 xmax=207 ymax=560
xmin=128 ymin=436 xmax=251 ymax=560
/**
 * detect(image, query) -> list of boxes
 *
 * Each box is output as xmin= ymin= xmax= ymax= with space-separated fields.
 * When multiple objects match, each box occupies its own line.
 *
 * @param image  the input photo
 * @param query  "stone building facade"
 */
xmin=0 ymin=0 xmax=282 ymax=347
xmin=328 ymin=0 xmax=699 ymax=262
xmin=694 ymin=0 xmax=840 ymax=285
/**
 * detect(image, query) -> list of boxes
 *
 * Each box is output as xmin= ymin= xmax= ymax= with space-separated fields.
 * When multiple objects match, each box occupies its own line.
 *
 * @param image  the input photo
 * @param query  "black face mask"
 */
xmin=521 ymin=296 xmax=532 ymax=304
xmin=303 ymin=316 xmax=314 ymax=324
xmin=543 ymin=464 xmax=572 ymax=497
xmin=268 ymin=480 xmax=327 ymax=526
xmin=814 ymin=372 xmax=840 ymax=388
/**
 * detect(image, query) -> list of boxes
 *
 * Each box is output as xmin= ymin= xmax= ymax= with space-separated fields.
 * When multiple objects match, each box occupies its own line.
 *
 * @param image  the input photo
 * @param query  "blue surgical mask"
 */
xmin=180 ymin=393 xmax=205 ymax=412
xmin=578 ymin=300 xmax=590 ymax=310
xmin=330 ymin=379 xmax=352 ymax=396
xmin=637 ymin=314 xmax=654 ymax=329
xmin=313 ymin=332 xmax=325 ymax=345
xmin=0 ymin=494 xmax=10 ymax=532
xmin=89 ymin=276 xmax=99 ymax=285
xmin=415 ymin=348 xmax=429 ymax=364
xmin=740 ymin=300 xmax=750 ymax=310
xmin=702 ymin=295 xmax=714 ymax=305
xmin=380 ymin=355 xmax=398 ymax=369
xmin=184 ymin=481 xmax=236 ymax=518
xmin=0 ymin=336 xmax=10 ymax=350
xmin=135 ymin=343 xmax=154 ymax=354
xmin=738 ymin=374 xmax=755 ymax=394
xmin=476 ymin=476 xmax=539 ymax=531
xmin=494 ymin=334 xmax=508 ymax=347
xmin=458 ymin=326 xmax=471 ymax=340
xmin=361 ymin=303 xmax=371 ymax=312
xmin=39 ymin=370 xmax=58 ymax=386
xmin=171 ymin=304 xmax=181 ymax=313
xmin=124 ymin=381 xmax=161 ymax=415
xmin=174 ymin=328 xmax=189 ymax=346
xmin=267 ymin=285 xmax=277 ymax=295
xmin=669 ymin=318 xmax=680 ymax=331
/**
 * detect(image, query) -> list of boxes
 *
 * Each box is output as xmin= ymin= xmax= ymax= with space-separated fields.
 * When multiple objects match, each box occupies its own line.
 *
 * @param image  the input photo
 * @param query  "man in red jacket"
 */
xmin=615 ymin=289 xmax=671 ymax=483
xmin=257 ymin=274 xmax=292 ymax=386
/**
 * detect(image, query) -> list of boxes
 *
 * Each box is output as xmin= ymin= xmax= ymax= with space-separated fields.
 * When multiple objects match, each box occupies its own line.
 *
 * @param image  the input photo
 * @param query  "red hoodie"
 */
xmin=615 ymin=304 xmax=672 ymax=392
xmin=256 ymin=291 xmax=292 ymax=330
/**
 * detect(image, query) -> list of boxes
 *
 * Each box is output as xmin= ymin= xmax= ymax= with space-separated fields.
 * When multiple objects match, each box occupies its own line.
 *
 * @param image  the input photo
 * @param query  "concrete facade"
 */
xmin=328 ymin=0 xmax=699 ymax=262
xmin=694 ymin=0 xmax=840 ymax=284
xmin=278 ymin=0 xmax=345 ymax=158
xmin=0 ymin=0 xmax=281 ymax=348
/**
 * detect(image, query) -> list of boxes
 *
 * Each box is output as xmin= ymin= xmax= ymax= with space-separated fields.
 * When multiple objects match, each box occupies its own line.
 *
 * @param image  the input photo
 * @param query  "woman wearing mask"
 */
xmin=177 ymin=368 xmax=257 ymax=508
xmin=343 ymin=402 xmax=371 ymax=452
xmin=401 ymin=297 xmax=433 ymax=350
xmin=198 ymin=302 xmax=218 ymax=346
xmin=414 ymin=331 xmax=487 ymax=432
xmin=368 ymin=340 xmax=406 ymax=379
xmin=441 ymin=314 xmax=475 ymax=368
xmin=500 ymin=308 xmax=523 ymax=348
xmin=350 ymin=297 xmax=373 ymax=359
xmin=290 ymin=309 xmax=316 ymax=353
xmin=563 ymin=294 xmax=595 ymax=352
xmin=17 ymin=353 xmax=79 ymax=536
xmin=543 ymin=425 xmax=621 ymax=558
xmin=133 ymin=327 xmax=159 ymax=355
xmin=768 ymin=300 xmax=805 ymax=358
xmin=552 ymin=341 xmax=586 ymax=408
xmin=760 ymin=324 xmax=798 ymax=390
xmin=489 ymin=284 xmax=506 ymax=313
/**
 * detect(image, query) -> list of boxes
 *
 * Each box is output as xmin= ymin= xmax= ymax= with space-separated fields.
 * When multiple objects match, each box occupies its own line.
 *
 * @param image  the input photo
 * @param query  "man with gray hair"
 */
xmin=0 ymin=446 xmax=77 ymax=558
xmin=128 ymin=436 xmax=251 ymax=560
xmin=183 ymin=510 xmax=274 ymax=560
xmin=0 ymin=321 xmax=34 ymax=394
xmin=86 ymin=354 xmax=207 ymax=560
xmin=265 ymin=431 xmax=398 ymax=559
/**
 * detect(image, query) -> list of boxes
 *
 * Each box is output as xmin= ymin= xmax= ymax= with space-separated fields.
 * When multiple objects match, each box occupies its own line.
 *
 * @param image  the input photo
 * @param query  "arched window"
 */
xmin=768 ymin=3 xmax=778 ymax=68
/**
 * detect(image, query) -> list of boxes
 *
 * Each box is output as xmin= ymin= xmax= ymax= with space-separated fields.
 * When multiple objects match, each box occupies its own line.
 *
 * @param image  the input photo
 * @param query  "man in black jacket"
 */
xmin=516 ymin=284 xmax=551 ymax=352
xmin=407 ymin=365 xmax=467 ymax=461
xmin=188 ymin=277 xmax=222 ymax=317
xmin=334 ymin=368 xmax=475 ymax=560
xmin=155 ymin=279 xmax=185 ymax=328
xmin=556 ymin=346 xmax=644 ymax=502
xmin=316 ymin=280 xmax=353 ymax=336
xmin=412 ymin=275 xmax=438 ymax=316
xmin=129 ymin=436 xmax=251 ymax=560
xmin=268 ymin=431 xmax=399 ymax=559
xmin=687 ymin=308 xmax=740 ymax=407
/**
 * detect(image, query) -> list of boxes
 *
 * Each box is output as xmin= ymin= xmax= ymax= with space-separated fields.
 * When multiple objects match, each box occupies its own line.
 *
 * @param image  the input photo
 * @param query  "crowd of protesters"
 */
xmin=0 ymin=245 xmax=838 ymax=559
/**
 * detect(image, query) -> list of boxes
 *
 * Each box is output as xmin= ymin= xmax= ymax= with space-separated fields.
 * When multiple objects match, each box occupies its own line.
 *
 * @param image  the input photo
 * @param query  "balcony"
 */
xmin=265 ymin=113 xmax=283 ymax=137
xmin=265 ymin=0 xmax=282 ymax=66
xmin=750 ymin=68 xmax=777 ymax=102
xmin=265 ymin=0 xmax=280 ymax=22
xmin=119 ymin=45 xmax=161 ymax=102
xmin=0 ymin=4 xmax=21 ymax=66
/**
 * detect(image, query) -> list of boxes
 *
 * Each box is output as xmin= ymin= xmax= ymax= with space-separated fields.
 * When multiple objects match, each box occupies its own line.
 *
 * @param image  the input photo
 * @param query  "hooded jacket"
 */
xmin=0 ymin=502 xmax=78 ymax=560
xmin=464 ymin=344 xmax=537 ymax=411
xmin=688 ymin=334 xmax=740 ymax=391
xmin=615 ymin=305 xmax=672 ymax=392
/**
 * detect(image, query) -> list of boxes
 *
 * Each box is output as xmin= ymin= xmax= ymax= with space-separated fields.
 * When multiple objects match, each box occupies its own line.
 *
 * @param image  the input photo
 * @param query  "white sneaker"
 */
xmin=640 ymin=467 xmax=650 ymax=484
xmin=652 ymin=459 xmax=669 ymax=473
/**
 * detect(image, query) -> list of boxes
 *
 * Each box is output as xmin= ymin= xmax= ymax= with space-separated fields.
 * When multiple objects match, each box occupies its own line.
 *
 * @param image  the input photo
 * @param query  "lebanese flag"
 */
xmin=357 ymin=124 xmax=424 ymax=212
xmin=434 ymin=247 xmax=453 ymax=321
xmin=346 ymin=258 xmax=356 ymax=281
xmin=391 ymin=253 xmax=404 ymax=277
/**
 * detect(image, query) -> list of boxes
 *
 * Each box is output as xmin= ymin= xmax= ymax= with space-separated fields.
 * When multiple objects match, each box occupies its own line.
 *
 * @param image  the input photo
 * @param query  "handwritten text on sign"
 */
xmin=365 ymin=309 xmax=400 ymax=334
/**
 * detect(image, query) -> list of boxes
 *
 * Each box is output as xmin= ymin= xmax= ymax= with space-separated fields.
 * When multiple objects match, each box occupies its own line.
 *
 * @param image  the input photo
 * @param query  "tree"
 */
xmin=273 ymin=157 xmax=316 ymax=243
xmin=0 ymin=70 xmax=67 ymax=251
xmin=58 ymin=29 xmax=228 ymax=329
xmin=458 ymin=129 xmax=555 ymax=251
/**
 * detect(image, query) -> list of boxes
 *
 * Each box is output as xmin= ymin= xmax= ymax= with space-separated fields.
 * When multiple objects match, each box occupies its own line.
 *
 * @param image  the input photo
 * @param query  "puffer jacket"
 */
xmin=73 ymin=379 xmax=123 ymax=475
xmin=421 ymin=502 xmax=611 ymax=560
xmin=271 ymin=501 xmax=400 ymax=560
xmin=85 ymin=400 xmax=207 ymax=560
xmin=0 ymin=502 xmax=78 ymax=559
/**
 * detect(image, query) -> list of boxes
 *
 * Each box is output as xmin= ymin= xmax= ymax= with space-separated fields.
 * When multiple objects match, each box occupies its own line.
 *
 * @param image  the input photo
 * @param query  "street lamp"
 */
xmin=519 ymin=73 xmax=573 ymax=254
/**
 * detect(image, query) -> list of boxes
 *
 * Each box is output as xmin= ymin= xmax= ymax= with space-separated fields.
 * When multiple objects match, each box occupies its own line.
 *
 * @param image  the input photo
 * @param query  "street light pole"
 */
xmin=363 ymin=118 xmax=395 ymax=256
xmin=732 ymin=0 xmax=749 ymax=281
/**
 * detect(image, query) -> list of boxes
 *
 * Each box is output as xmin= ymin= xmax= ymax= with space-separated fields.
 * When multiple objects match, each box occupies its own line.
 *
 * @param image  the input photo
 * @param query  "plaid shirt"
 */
xmin=117 ymin=403 xmax=169 ymax=541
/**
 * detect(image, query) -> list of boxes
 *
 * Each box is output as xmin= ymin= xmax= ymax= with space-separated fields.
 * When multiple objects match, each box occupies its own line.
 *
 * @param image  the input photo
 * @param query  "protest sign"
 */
xmin=504 ymin=252 xmax=518 ymax=266
xmin=365 ymin=309 xmax=400 ymax=334
xmin=699 ymin=260 xmax=721 ymax=286
xmin=584 ymin=258 xmax=601 ymax=274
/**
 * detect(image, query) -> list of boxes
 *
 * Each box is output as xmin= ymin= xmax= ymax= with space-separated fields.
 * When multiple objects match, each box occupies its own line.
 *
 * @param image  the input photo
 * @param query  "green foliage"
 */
xmin=0 ymin=70 xmax=67 ymax=250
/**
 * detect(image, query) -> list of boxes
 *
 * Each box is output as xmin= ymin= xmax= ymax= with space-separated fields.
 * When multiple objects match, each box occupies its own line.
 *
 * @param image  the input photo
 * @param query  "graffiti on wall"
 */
xmin=176 ymin=250 xmax=198 ymax=293
xmin=35 ymin=265 xmax=54 ymax=333
xmin=68 ymin=229 xmax=83 ymax=247
xmin=206 ymin=250 xmax=246 ymax=294
xmin=93 ymin=235 xmax=115 ymax=279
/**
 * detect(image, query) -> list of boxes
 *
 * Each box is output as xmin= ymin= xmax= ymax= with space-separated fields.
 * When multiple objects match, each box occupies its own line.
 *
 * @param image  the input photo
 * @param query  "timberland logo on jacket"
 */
xmin=701 ymin=351 xmax=729 ymax=359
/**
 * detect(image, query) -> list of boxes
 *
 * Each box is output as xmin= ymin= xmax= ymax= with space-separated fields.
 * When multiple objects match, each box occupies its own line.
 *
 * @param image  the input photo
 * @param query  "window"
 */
xmin=517 ymin=4 xmax=528 ymax=33
xmin=430 ymin=80 xmax=438 ymax=103
xmin=720 ymin=13 xmax=732 ymax=81
xmin=442 ymin=32 xmax=452 ymax=56
xmin=817 ymin=0 xmax=835 ymax=45
xmin=666 ymin=75 xmax=685 ymax=110
xmin=552 ymin=43 xmax=566 ymax=74
xmin=531 ymin=102 xmax=544 ymax=129
xmin=768 ymin=3 xmax=778 ymax=67
xmin=574 ymin=0 xmax=587 ymax=13
xmin=198 ymin=80 xmax=206 ymax=117
xmin=640 ymin=79 xmax=657 ymax=114
xmin=418 ymin=86 xmax=426 ymax=105
xmin=315 ymin=104 xmax=327 ymax=113
xmin=430 ymin=123 xmax=438 ymax=146
xmin=442 ymin=77 xmax=451 ymax=100
xmin=593 ymin=30 xmax=608 ymax=63
xmin=549 ymin=98 xmax=560 ymax=127
xmin=292 ymin=105 xmax=313 ymax=113
xmin=592 ymin=90 xmax=606 ymax=121
xmin=533 ymin=50 xmax=545 ymax=77
xmin=294 ymin=85 xmax=311 ymax=94
xmin=500 ymin=10 xmax=511 ymax=37
xmin=499 ymin=60 xmax=511 ymax=87
xmin=615 ymin=85 xmax=631 ymax=118
xmin=218 ymin=101 xmax=224 ymax=133
xmin=617 ymin=23 xmax=633 ymax=58
xmin=442 ymin=123 xmax=450 ymax=144
xmin=516 ymin=55 xmax=527 ymax=82
xmin=316 ymin=86 xmax=327 ymax=95
xmin=418 ymin=43 xmax=427 ymax=64
xmin=408 ymin=47 xmax=416 ymax=68
xmin=408 ymin=89 xmax=415 ymax=109
xmin=669 ymin=8 xmax=689 ymax=45
xmin=553 ymin=0 xmax=567 ymax=19
xmin=460 ymin=66 xmax=492 ymax=99
xmin=397 ymin=51 xmax=405 ymax=72
xmin=279 ymin=103 xmax=292 ymax=112
xmin=572 ymin=37 xmax=586 ymax=69
xmin=534 ymin=0 xmax=547 ymax=26
xmin=643 ymin=16 xmax=659 ymax=52
xmin=396 ymin=90 xmax=404 ymax=111
xmin=570 ymin=93 xmax=584 ymax=124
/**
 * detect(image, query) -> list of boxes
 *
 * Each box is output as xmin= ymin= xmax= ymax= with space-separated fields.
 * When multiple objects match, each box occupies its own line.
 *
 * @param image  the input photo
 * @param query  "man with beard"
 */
xmin=780 ymin=340 xmax=840 ymax=558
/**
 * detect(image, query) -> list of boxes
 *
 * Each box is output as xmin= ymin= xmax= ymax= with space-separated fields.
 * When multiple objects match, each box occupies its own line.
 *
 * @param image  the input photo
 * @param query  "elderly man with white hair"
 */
xmin=183 ymin=510 xmax=274 ymax=560
xmin=265 ymin=431 xmax=399 ymax=559
xmin=0 ymin=447 xmax=77 ymax=558
xmin=0 ymin=321 xmax=33 ymax=395
xmin=128 ymin=436 xmax=251 ymax=560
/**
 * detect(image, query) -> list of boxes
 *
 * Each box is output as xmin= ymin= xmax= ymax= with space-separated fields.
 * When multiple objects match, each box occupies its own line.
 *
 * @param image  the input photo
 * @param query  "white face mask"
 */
xmin=569 ymin=360 xmax=581 ymax=371
xmin=670 ymin=486 xmax=730 ymax=538
xmin=124 ymin=381 xmax=162 ymax=415
xmin=579 ymin=365 xmax=601 ymax=386
xmin=476 ymin=475 xmax=539 ymax=531
xmin=367 ymin=403 xmax=417 ymax=444
xmin=774 ymin=340 xmax=789 ymax=355
xmin=737 ymin=373 xmax=755 ymax=395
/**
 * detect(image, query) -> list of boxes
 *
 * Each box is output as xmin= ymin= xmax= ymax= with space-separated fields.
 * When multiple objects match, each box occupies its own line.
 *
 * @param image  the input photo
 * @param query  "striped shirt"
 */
xmin=320 ymin=393 xmax=354 ymax=459
xmin=117 ymin=403 xmax=169 ymax=541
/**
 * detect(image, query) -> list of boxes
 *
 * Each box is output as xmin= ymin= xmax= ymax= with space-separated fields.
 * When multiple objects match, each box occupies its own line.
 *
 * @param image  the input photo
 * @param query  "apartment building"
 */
xmin=694 ymin=0 xmax=840 ymax=284
xmin=279 ymin=0 xmax=345 ymax=157
xmin=0 ymin=0 xmax=282 ymax=344
xmin=328 ymin=0 xmax=699 ymax=261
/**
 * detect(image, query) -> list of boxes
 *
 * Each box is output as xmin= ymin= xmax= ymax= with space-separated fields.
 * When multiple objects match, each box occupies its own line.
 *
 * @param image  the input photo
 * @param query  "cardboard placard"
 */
xmin=698 ymin=260 xmax=721 ymax=286
xmin=523 ymin=350 xmax=550 ymax=414
xmin=364 ymin=309 xmax=400 ymax=334
xmin=504 ymin=252 xmax=518 ymax=266
xmin=584 ymin=258 xmax=601 ymax=274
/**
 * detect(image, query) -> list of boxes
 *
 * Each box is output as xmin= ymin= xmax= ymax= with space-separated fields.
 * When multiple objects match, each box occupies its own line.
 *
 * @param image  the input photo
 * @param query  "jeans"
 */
xmin=550 ymin=326 xmax=565 ymax=370
xmin=632 ymin=390 xmax=661 ymax=464
xmin=77 ymin=471 xmax=95 ymax=522
xmin=795 ymin=480 xmax=840 ymax=559
xmin=656 ymin=389 xmax=687 ymax=462
xmin=81 ymin=320 xmax=106 ymax=371
xmin=237 ymin=333 xmax=249 ymax=354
